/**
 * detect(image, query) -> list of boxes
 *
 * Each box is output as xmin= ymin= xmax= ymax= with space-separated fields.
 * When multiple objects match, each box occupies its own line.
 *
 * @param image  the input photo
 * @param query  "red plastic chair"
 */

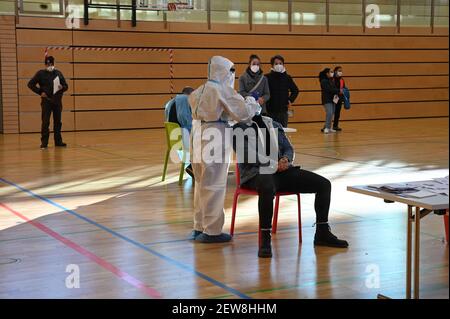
xmin=230 ymin=163 xmax=302 ymax=244
xmin=444 ymin=211 xmax=449 ymax=243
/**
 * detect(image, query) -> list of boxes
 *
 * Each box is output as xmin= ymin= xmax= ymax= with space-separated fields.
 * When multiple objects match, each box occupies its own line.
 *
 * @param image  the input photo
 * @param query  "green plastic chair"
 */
xmin=162 ymin=122 xmax=187 ymax=185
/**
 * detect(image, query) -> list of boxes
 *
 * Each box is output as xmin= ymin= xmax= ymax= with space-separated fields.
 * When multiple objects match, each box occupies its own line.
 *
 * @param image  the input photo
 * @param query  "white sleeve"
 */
xmin=219 ymin=86 xmax=256 ymax=123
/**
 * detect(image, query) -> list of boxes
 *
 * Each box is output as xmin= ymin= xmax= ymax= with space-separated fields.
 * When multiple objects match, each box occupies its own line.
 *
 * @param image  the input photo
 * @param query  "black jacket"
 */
xmin=320 ymin=78 xmax=339 ymax=105
xmin=333 ymin=76 xmax=346 ymax=104
xmin=28 ymin=69 xmax=69 ymax=104
xmin=265 ymin=71 xmax=299 ymax=113
xmin=233 ymin=116 xmax=295 ymax=185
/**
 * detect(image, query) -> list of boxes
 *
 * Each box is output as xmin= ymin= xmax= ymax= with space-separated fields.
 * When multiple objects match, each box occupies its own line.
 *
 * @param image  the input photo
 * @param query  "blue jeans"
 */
xmin=323 ymin=103 xmax=335 ymax=129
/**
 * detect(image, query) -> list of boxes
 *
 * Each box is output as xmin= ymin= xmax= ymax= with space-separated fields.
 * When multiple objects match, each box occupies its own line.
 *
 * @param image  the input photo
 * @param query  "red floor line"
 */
xmin=0 ymin=202 xmax=162 ymax=299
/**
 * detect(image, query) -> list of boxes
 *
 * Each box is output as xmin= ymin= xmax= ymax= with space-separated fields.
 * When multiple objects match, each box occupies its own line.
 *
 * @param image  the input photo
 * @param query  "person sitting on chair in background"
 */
xmin=233 ymin=112 xmax=349 ymax=258
xmin=238 ymin=54 xmax=271 ymax=115
xmin=265 ymin=55 xmax=299 ymax=128
xmin=28 ymin=56 xmax=69 ymax=149
xmin=164 ymin=86 xmax=195 ymax=178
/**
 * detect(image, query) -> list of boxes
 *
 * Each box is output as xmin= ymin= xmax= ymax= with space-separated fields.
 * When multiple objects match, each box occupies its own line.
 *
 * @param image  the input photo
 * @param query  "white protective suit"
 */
xmin=189 ymin=56 xmax=260 ymax=236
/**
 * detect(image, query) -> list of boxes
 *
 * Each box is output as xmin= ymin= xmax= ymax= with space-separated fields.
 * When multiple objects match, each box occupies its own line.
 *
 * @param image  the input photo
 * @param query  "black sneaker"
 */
xmin=195 ymin=233 xmax=232 ymax=243
xmin=258 ymin=230 xmax=272 ymax=258
xmin=55 ymin=142 xmax=67 ymax=147
xmin=333 ymin=127 xmax=342 ymax=132
xmin=185 ymin=164 xmax=194 ymax=180
xmin=189 ymin=230 xmax=203 ymax=240
xmin=314 ymin=224 xmax=349 ymax=248
xmin=40 ymin=144 xmax=48 ymax=149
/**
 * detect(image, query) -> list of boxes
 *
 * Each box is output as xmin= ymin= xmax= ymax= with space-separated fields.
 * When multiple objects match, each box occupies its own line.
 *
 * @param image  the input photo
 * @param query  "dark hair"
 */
xmin=45 ymin=56 xmax=55 ymax=65
xmin=181 ymin=86 xmax=194 ymax=95
xmin=318 ymin=68 xmax=331 ymax=82
xmin=270 ymin=55 xmax=285 ymax=66
xmin=334 ymin=66 xmax=342 ymax=73
xmin=249 ymin=54 xmax=261 ymax=64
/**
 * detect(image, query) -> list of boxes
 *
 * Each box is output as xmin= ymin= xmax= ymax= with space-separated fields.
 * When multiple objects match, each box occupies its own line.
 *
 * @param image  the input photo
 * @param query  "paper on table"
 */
xmin=53 ymin=76 xmax=61 ymax=95
xmin=400 ymin=190 xmax=437 ymax=199
xmin=368 ymin=183 xmax=418 ymax=193
xmin=432 ymin=176 xmax=449 ymax=186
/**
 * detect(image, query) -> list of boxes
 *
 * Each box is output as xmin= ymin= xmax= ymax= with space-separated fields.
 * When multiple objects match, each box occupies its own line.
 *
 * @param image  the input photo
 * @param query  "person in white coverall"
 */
xmin=189 ymin=56 xmax=260 ymax=243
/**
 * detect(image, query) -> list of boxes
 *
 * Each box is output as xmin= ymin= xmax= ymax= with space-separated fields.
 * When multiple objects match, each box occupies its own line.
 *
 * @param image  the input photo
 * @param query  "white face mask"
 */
xmin=250 ymin=65 xmax=260 ymax=73
xmin=337 ymin=71 xmax=343 ymax=77
xmin=330 ymin=72 xmax=334 ymax=78
xmin=273 ymin=64 xmax=285 ymax=73
xmin=46 ymin=66 xmax=55 ymax=72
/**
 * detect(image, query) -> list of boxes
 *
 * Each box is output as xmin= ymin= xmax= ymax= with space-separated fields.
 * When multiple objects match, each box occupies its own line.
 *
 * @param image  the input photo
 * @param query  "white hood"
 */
xmin=208 ymin=56 xmax=235 ymax=88
xmin=189 ymin=56 xmax=258 ymax=123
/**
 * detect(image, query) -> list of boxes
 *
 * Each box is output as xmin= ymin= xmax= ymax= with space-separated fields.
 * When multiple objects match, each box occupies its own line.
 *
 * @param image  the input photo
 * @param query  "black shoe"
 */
xmin=185 ymin=164 xmax=195 ymax=180
xmin=40 ymin=144 xmax=48 ymax=149
xmin=55 ymin=142 xmax=67 ymax=147
xmin=333 ymin=127 xmax=342 ymax=132
xmin=258 ymin=229 xmax=272 ymax=258
xmin=320 ymin=127 xmax=325 ymax=132
xmin=189 ymin=230 xmax=203 ymax=240
xmin=195 ymin=233 xmax=232 ymax=243
xmin=314 ymin=223 xmax=349 ymax=248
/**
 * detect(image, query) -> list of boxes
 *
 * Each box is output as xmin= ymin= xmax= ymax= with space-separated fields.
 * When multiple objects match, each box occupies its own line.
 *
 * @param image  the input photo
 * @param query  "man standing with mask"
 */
xmin=265 ymin=55 xmax=299 ymax=128
xmin=28 ymin=56 xmax=69 ymax=149
xmin=189 ymin=56 xmax=260 ymax=243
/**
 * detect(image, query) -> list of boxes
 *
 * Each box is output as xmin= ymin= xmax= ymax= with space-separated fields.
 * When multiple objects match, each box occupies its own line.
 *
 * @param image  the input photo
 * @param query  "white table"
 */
xmin=347 ymin=180 xmax=449 ymax=299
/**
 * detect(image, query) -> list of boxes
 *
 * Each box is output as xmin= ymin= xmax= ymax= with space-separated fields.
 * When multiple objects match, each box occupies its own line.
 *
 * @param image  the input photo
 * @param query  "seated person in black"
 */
xmin=233 ymin=115 xmax=349 ymax=258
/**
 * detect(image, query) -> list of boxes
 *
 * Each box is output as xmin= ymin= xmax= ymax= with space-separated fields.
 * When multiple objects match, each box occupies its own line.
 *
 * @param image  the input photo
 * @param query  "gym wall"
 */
xmin=1 ymin=15 xmax=448 ymax=133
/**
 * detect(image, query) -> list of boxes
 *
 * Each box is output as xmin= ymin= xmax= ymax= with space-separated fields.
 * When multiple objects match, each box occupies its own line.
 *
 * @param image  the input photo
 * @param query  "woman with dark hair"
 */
xmin=332 ymin=66 xmax=346 ymax=131
xmin=319 ymin=68 xmax=340 ymax=134
xmin=238 ymin=54 xmax=271 ymax=115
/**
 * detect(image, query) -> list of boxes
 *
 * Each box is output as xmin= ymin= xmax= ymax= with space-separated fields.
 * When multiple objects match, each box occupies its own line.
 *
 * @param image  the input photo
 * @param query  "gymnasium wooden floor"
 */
xmin=0 ymin=118 xmax=448 ymax=299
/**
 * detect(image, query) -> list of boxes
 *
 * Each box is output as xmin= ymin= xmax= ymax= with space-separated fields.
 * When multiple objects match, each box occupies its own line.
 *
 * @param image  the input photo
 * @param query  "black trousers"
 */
xmin=267 ymin=111 xmax=288 ymax=128
xmin=333 ymin=101 xmax=343 ymax=129
xmin=243 ymin=167 xmax=331 ymax=229
xmin=41 ymin=99 xmax=63 ymax=145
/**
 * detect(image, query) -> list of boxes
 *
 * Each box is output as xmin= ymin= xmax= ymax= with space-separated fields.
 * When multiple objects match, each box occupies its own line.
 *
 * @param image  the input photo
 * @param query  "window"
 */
xmin=330 ymin=0 xmax=363 ymax=26
xmin=292 ymin=0 xmax=326 ymax=26
xmin=211 ymin=0 xmax=249 ymax=24
xmin=401 ymin=0 xmax=432 ymax=27
xmin=435 ymin=0 xmax=449 ymax=26
xmin=253 ymin=0 xmax=289 ymax=25
xmin=20 ymin=0 xmax=64 ymax=15
xmin=0 ymin=0 xmax=15 ymax=14
xmin=366 ymin=0 xmax=399 ymax=27
xmin=166 ymin=0 xmax=207 ymax=23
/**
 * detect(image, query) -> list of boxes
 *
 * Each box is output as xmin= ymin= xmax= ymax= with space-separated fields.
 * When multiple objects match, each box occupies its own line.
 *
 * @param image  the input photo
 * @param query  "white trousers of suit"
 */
xmin=191 ymin=121 xmax=231 ymax=236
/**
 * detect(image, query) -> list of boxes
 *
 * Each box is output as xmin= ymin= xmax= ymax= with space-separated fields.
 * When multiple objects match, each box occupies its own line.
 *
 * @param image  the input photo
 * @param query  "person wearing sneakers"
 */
xmin=332 ymin=66 xmax=346 ymax=132
xmin=233 ymin=113 xmax=349 ymax=258
xmin=188 ymin=56 xmax=261 ymax=243
xmin=319 ymin=68 xmax=340 ymax=134
xmin=28 ymin=56 xmax=69 ymax=149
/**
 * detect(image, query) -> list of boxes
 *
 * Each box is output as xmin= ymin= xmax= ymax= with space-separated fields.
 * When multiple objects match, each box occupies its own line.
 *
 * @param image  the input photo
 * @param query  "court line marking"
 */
xmin=0 ymin=178 xmax=251 ymax=299
xmin=0 ymin=202 xmax=162 ymax=299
